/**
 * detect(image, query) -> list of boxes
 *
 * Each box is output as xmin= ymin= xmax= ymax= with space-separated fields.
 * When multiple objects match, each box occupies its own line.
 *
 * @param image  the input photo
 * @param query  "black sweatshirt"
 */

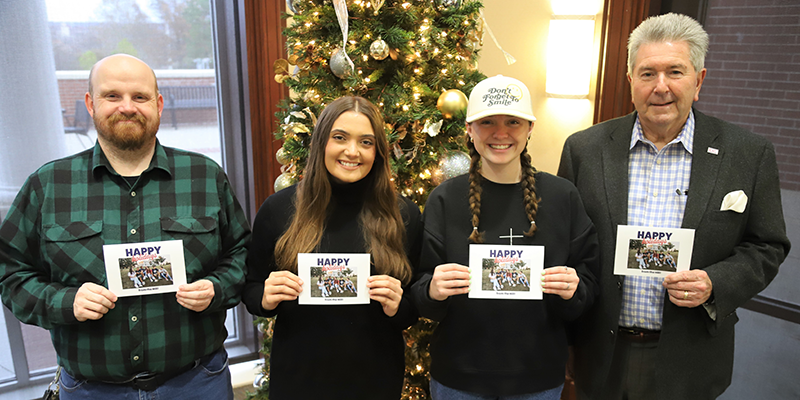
xmin=242 ymin=179 xmax=422 ymax=400
xmin=410 ymin=172 xmax=600 ymax=396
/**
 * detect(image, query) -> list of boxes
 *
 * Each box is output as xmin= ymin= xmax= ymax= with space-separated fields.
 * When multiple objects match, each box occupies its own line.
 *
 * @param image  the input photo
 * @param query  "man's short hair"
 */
xmin=627 ymin=13 xmax=709 ymax=75
xmin=87 ymin=54 xmax=159 ymax=96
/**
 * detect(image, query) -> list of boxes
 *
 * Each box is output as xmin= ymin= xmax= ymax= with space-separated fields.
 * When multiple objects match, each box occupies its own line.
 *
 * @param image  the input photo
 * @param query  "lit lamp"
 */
xmin=545 ymin=0 xmax=600 ymax=99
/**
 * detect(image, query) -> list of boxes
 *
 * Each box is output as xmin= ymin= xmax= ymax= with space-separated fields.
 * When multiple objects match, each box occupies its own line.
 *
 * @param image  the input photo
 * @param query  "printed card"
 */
xmin=468 ymin=244 xmax=544 ymax=300
xmin=103 ymin=240 xmax=188 ymax=297
xmin=297 ymin=253 xmax=370 ymax=305
xmin=613 ymin=225 xmax=695 ymax=277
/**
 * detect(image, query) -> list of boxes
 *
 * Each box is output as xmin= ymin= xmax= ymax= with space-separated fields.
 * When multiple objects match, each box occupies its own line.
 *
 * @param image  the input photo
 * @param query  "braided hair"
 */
xmin=466 ymin=136 xmax=541 ymax=244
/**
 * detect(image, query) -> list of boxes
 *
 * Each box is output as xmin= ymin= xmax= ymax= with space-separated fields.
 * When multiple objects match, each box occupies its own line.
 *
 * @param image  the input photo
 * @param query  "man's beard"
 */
xmin=94 ymin=113 xmax=159 ymax=151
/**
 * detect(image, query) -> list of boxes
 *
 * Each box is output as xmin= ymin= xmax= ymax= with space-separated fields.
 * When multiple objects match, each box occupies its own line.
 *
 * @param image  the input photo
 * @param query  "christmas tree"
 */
xmin=250 ymin=1 xmax=487 ymax=399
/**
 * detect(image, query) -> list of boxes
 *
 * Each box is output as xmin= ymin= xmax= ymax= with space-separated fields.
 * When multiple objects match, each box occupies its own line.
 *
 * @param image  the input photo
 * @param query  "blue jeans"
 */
xmin=59 ymin=348 xmax=233 ymax=400
xmin=430 ymin=378 xmax=564 ymax=400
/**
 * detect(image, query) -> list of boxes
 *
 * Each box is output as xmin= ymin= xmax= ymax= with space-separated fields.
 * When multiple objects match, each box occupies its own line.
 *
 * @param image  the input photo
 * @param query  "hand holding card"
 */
xmin=297 ymin=253 xmax=370 ymax=305
xmin=262 ymin=271 xmax=303 ymax=311
xmin=429 ymin=263 xmax=470 ymax=301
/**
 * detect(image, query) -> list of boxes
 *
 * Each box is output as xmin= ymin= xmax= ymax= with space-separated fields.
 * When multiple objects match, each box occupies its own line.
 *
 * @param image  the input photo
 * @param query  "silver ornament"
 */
xmin=432 ymin=151 xmax=470 ymax=185
xmin=436 ymin=0 xmax=461 ymax=10
xmin=253 ymin=372 xmax=269 ymax=388
xmin=330 ymin=49 xmax=352 ymax=79
xmin=370 ymin=38 xmax=389 ymax=60
xmin=274 ymin=172 xmax=297 ymax=192
xmin=286 ymin=0 xmax=300 ymax=14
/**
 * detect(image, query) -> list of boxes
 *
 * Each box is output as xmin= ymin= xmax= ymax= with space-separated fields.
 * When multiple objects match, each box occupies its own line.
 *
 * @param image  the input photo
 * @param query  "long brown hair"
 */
xmin=467 ymin=129 xmax=541 ymax=244
xmin=274 ymin=96 xmax=412 ymax=284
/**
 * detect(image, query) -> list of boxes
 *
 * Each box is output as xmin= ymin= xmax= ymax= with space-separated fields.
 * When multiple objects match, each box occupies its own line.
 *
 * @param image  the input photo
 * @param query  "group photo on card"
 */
xmin=297 ymin=253 xmax=370 ymax=304
xmin=612 ymin=225 xmax=694 ymax=277
xmin=102 ymin=240 xmax=188 ymax=297
xmin=469 ymin=244 xmax=544 ymax=299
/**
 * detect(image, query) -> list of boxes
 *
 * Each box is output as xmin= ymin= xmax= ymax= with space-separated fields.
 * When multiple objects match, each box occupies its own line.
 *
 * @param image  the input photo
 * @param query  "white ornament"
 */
xmin=423 ymin=119 xmax=444 ymax=137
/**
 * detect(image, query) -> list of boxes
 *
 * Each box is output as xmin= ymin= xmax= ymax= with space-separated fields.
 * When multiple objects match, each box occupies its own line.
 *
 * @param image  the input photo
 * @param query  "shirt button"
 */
xmin=133 ymin=356 xmax=140 ymax=361
xmin=610 ymin=330 xmax=615 ymax=335
xmin=131 ymin=228 xmax=137 ymax=235
xmin=639 ymin=318 xmax=646 ymax=323
xmin=131 ymin=316 xmax=138 ymax=322
xmin=653 ymin=191 xmax=658 ymax=197
xmin=657 ymin=159 xmax=662 ymax=165
xmin=131 ymin=191 xmax=136 ymax=197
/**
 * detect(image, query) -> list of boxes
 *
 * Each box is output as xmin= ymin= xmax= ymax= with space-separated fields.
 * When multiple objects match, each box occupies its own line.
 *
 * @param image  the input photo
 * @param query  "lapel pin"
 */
xmin=707 ymin=147 xmax=719 ymax=155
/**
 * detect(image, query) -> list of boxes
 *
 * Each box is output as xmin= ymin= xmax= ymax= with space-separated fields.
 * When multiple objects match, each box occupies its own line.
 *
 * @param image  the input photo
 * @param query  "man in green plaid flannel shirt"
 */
xmin=0 ymin=54 xmax=250 ymax=399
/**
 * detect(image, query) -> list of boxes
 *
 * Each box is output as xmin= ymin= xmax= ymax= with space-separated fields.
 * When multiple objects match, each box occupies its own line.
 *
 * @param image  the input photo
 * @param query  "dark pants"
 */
xmin=578 ymin=336 xmax=658 ymax=400
xmin=431 ymin=378 xmax=564 ymax=400
xmin=59 ymin=348 xmax=233 ymax=400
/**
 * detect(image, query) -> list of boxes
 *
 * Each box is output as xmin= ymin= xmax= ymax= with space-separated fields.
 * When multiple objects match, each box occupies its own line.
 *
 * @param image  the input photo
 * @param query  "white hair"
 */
xmin=628 ymin=13 xmax=709 ymax=75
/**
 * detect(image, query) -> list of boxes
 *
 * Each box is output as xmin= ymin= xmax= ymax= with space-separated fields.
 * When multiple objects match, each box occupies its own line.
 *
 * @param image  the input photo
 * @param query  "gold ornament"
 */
xmin=281 ymin=122 xmax=310 ymax=137
xmin=273 ymin=58 xmax=295 ymax=83
xmin=276 ymin=147 xmax=290 ymax=165
xmin=436 ymin=89 xmax=468 ymax=119
xmin=370 ymin=0 xmax=385 ymax=13
xmin=370 ymin=38 xmax=390 ymax=60
xmin=274 ymin=173 xmax=297 ymax=192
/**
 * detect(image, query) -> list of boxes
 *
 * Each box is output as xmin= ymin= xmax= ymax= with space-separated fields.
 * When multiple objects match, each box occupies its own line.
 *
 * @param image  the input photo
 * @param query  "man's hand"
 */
xmin=429 ymin=263 xmax=470 ymax=301
xmin=176 ymin=279 xmax=215 ymax=312
xmin=663 ymin=270 xmax=713 ymax=308
xmin=73 ymin=282 xmax=117 ymax=322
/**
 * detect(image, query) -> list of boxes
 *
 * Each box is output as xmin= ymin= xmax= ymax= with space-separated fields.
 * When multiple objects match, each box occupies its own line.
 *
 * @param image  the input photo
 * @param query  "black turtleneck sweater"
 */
xmin=242 ymin=180 xmax=422 ymax=400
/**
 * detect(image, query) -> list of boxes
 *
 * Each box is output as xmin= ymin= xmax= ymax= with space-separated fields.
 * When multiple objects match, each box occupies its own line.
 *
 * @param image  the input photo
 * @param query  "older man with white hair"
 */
xmin=559 ymin=13 xmax=790 ymax=400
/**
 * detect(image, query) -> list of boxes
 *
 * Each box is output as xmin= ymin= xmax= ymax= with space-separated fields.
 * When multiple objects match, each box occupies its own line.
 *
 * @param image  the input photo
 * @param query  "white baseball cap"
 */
xmin=465 ymin=75 xmax=536 ymax=123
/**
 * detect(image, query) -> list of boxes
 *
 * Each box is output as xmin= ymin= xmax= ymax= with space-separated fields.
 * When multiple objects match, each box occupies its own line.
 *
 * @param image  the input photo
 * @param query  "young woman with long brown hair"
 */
xmin=410 ymin=76 xmax=600 ymax=400
xmin=242 ymin=96 xmax=421 ymax=400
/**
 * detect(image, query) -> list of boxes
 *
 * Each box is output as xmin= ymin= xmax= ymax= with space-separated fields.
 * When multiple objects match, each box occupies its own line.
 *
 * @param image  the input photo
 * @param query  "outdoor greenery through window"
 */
xmin=50 ymin=0 xmax=222 ymax=165
xmin=51 ymin=0 xmax=213 ymax=70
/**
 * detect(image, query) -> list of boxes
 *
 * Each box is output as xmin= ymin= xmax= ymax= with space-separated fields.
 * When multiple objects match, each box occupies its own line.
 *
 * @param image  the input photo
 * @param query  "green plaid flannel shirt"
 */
xmin=0 ymin=141 xmax=250 ymax=381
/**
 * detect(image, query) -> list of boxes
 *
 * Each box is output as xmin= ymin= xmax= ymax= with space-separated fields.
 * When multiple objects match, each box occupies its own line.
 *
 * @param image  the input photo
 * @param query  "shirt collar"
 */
xmin=629 ymin=110 xmax=695 ymax=154
xmin=92 ymin=139 xmax=173 ymax=178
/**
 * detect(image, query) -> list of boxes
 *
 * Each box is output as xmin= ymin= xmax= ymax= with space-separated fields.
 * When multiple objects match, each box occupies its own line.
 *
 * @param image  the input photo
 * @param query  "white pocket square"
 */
xmin=720 ymin=190 xmax=747 ymax=213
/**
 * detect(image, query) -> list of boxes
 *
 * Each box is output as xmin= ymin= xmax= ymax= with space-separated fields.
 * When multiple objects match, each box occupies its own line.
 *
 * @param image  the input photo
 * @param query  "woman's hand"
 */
xmin=429 ymin=263 xmax=470 ymax=301
xmin=541 ymin=266 xmax=579 ymax=300
xmin=262 ymin=271 xmax=303 ymax=311
xmin=368 ymin=275 xmax=403 ymax=317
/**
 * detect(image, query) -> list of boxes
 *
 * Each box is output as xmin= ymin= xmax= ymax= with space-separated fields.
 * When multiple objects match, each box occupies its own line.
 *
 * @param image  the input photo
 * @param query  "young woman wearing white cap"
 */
xmin=410 ymin=75 xmax=600 ymax=399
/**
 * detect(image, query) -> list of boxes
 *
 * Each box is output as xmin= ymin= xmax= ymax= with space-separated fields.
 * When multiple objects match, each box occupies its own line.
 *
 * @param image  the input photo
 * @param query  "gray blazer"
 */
xmin=558 ymin=109 xmax=791 ymax=399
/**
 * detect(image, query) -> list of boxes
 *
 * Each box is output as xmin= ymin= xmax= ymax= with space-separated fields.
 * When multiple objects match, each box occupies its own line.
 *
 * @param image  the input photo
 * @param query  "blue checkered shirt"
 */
xmin=619 ymin=112 xmax=694 ymax=330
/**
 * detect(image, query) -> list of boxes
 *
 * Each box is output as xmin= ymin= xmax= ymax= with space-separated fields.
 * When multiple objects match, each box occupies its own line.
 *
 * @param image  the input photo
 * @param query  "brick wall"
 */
xmin=695 ymin=0 xmax=800 ymax=191
xmin=58 ymin=75 xmax=217 ymax=128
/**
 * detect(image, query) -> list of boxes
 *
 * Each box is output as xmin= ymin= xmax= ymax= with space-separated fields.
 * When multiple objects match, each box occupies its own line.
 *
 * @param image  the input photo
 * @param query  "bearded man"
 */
xmin=0 ymin=54 xmax=250 ymax=399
